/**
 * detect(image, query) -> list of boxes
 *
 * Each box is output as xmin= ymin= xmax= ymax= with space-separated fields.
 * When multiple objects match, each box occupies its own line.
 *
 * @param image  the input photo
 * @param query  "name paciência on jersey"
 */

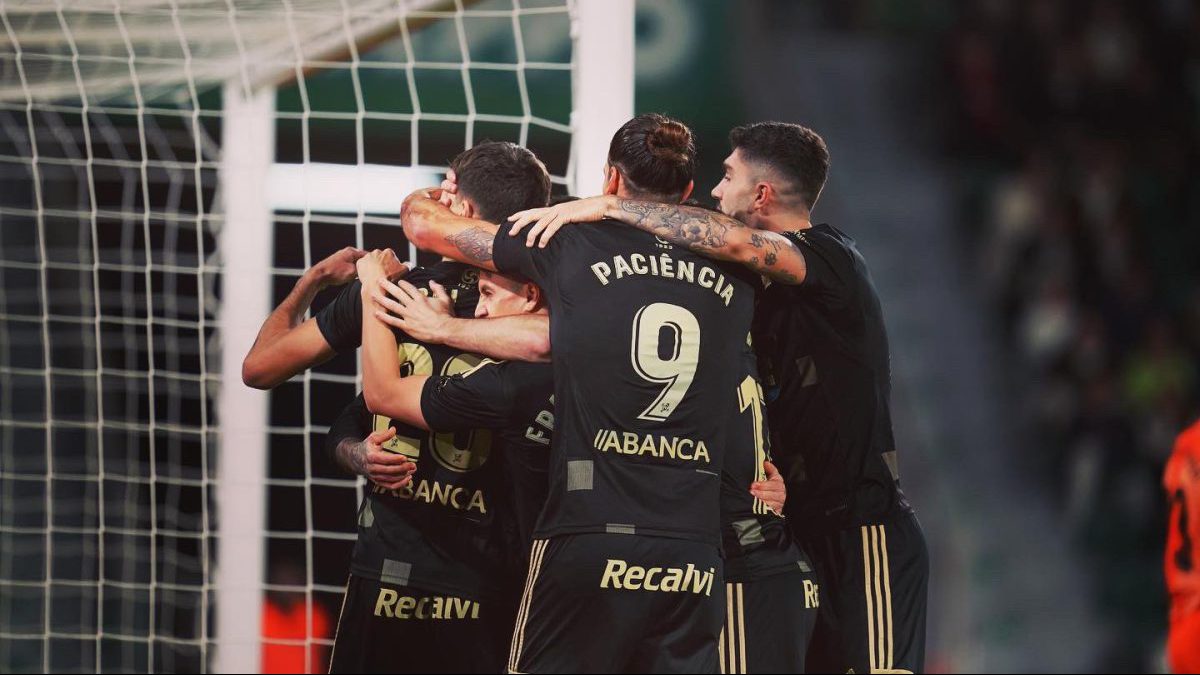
xmin=590 ymin=253 xmax=736 ymax=307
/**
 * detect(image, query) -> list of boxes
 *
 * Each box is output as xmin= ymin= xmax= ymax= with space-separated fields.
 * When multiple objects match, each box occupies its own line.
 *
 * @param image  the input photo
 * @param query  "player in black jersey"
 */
xmin=361 ymin=259 xmax=791 ymax=580
xmin=369 ymin=261 xmax=802 ymax=674
xmin=326 ymin=258 xmax=516 ymax=675
xmin=401 ymin=194 xmax=818 ymax=673
xmin=355 ymin=262 xmax=555 ymax=567
xmin=325 ymin=264 xmax=555 ymax=673
xmin=241 ymin=141 xmax=553 ymax=674
xmin=508 ymin=122 xmax=929 ymax=674
xmin=399 ymin=114 xmax=808 ymax=674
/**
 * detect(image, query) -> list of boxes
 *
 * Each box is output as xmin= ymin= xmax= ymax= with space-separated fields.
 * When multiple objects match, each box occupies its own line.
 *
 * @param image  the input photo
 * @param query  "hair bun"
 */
xmin=646 ymin=122 xmax=692 ymax=163
xmin=607 ymin=113 xmax=695 ymax=198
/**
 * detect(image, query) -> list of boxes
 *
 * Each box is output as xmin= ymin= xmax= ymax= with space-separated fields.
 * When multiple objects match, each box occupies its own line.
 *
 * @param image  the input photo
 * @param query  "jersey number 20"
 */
xmin=373 ymin=343 xmax=492 ymax=473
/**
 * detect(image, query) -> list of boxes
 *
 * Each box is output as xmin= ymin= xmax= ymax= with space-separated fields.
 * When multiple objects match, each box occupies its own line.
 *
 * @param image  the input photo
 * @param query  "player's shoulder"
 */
xmin=498 ymin=360 xmax=554 ymax=388
xmin=409 ymin=261 xmax=478 ymax=289
xmin=785 ymin=223 xmax=854 ymax=253
xmin=398 ymin=264 xmax=435 ymax=287
xmin=465 ymin=359 xmax=552 ymax=390
xmin=1177 ymin=418 xmax=1200 ymax=457
xmin=537 ymin=219 xmax=658 ymax=265
xmin=567 ymin=218 xmax=653 ymax=244
xmin=1165 ymin=418 xmax=1200 ymax=488
xmin=427 ymin=358 xmax=550 ymax=422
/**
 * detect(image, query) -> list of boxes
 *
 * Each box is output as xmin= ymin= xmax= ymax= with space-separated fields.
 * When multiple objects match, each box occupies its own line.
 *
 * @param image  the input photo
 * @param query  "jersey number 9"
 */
xmin=631 ymin=303 xmax=700 ymax=422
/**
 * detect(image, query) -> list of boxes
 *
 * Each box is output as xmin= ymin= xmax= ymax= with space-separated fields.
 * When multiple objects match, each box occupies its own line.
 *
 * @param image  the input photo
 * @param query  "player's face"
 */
xmin=710 ymin=149 xmax=757 ymax=224
xmin=475 ymin=271 xmax=534 ymax=318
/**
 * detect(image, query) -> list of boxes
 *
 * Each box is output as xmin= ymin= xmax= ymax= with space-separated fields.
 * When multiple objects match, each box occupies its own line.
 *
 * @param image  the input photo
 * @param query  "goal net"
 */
xmin=0 ymin=1 xmax=631 ymax=672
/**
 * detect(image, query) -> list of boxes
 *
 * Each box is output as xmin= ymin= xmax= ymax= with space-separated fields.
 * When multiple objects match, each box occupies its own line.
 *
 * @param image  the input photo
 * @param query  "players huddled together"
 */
xmin=243 ymin=114 xmax=929 ymax=674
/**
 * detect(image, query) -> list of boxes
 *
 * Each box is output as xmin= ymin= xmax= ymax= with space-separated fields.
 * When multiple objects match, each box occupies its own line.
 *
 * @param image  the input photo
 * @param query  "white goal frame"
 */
xmin=0 ymin=0 xmax=632 ymax=672
xmin=213 ymin=2 xmax=632 ymax=672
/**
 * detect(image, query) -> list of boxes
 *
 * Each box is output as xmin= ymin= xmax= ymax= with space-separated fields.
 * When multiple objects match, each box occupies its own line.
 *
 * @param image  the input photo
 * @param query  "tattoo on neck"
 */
xmin=446 ymin=226 xmax=495 ymax=265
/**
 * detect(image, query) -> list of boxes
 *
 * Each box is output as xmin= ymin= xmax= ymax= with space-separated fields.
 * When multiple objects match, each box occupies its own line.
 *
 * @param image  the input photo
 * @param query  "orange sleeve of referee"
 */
xmin=1165 ymin=419 xmax=1200 ymax=623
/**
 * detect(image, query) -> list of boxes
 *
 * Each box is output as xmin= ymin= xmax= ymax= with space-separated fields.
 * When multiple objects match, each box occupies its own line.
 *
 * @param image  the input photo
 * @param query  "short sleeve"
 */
xmin=419 ymin=361 xmax=520 ymax=432
xmin=492 ymin=228 xmax=555 ymax=289
xmin=314 ymin=281 xmax=363 ymax=354
xmin=784 ymin=229 xmax=858 ymax=312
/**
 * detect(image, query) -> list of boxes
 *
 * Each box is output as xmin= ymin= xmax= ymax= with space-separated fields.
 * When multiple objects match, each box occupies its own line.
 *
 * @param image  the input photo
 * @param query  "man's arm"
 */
xmin=324 ymin=396 xmax=416 ymax=490
xmin=401 ymin=189 xmax=500 ymax=272
xmin=357 ymin=252 xmax=435 ymax=427
xmin=371 ymin=277 xmax=551 ymax=363
xmin=419 ymin=361 xmax=528 ymax=434
xmin=412 ymin=314 xmax=551 ymax=363
xmin=243 ymin=247 xmax=408 ymax=389
xmin=508 ymin=196 xmax=808 ymax=285
xmin=242 ymin=246 xmax=365 ymax=389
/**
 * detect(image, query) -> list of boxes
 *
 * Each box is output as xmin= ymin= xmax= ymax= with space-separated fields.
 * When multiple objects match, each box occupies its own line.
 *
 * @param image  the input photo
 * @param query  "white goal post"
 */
xmin=0 ymin=1 xmax=633 ymax=673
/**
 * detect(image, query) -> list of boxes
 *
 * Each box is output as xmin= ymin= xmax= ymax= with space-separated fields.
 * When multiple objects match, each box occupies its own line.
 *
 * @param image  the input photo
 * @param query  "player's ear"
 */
xmin=523 ymin=282 xmax=544 ymax=311
xmin=460 ymin=198 xmax=476 ymax=219
xmin=603 ymin=164 xmax=620 ymax=196
xmin=753 ymin=182 xmax=772 ymax=212
xmin=678 ymin=180 xmax=694 ymax=203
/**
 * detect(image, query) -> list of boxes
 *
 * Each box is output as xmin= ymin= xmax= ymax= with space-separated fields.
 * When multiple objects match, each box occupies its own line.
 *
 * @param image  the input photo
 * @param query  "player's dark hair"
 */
xmin=450 ymin=141 xmax=551 ymax=223
xmin=729 ymin=122 xmax=829 ymax=210
xmin=681 ymin=197 xmax=722 ymax=213
xmin=607 ymin=113 xmax=695 ymax=201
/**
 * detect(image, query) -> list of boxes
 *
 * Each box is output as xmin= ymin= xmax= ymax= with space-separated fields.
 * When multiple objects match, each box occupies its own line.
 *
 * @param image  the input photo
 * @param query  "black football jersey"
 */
xmin=315 ymin=262 xmax=508 ymax=600
xmin=493 ymin=223 xmax=760 ymax=547
xmin=753 ymin=225 xmax=911 ymax=536
xmin=720 ymin=349 xmax=809 ymax=581
xmin=420 ymin=359 xmax=555 ymax=575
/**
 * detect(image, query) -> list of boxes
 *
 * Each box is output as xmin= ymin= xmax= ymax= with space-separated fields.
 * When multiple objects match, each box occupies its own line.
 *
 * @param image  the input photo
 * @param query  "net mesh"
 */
xmin=0 ymin=1 xmax=576 ymax=671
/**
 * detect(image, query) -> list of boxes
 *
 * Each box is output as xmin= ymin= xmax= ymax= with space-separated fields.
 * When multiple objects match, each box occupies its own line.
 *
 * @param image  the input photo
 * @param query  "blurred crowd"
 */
xmin=941 ymin=0 xmax=1200 ymax=665
xmin=819 ymin=0 xmax=1200 ymax=667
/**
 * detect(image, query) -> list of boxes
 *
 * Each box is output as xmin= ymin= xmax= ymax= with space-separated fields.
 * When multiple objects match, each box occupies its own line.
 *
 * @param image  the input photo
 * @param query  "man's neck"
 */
xmin=755 ymin=212 xmax=812 ymax=234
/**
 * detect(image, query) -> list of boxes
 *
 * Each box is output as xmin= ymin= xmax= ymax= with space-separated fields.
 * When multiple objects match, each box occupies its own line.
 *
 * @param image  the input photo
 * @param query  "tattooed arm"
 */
xmin=508 ymin=195 xmax=808 ymax=285
xmin=324 ymin=397 xmax=415 ymax=490
xmin=401 ymin=189 xmax=500 ymax=272
xmin=613 ymin=200 xmax=807 ymax=284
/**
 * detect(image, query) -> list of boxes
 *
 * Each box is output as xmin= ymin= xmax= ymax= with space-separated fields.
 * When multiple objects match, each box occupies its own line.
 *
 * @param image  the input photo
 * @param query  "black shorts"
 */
xmin=720 ymin=567 xmax=819 ymax=674
xmin=802 ymin=511 xmax=928 ymax=674
xmin=328 ymin=574 xmax=514 ymax=674
xmin=508 ymin=533 xmax=725 ymax=674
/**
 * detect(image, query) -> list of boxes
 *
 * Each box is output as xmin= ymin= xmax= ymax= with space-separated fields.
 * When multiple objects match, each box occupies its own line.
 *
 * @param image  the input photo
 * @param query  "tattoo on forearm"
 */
xmin=741 ymin=227 xmax=800 ymax=282
xmin=617 ymin=200 xmax=730 ymax=250
xmin=615 ymin=199 xmax=805 ymax=283
xmin=446 ymin=226 xmax=494 ymax=265
xmin=336 ymin=440 xmax=368 ymax=477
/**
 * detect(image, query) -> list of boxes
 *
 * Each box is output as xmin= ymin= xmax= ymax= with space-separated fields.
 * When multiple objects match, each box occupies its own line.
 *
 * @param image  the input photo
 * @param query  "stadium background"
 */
xmin=2 ymin=0 xmax=1197 ymax=672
